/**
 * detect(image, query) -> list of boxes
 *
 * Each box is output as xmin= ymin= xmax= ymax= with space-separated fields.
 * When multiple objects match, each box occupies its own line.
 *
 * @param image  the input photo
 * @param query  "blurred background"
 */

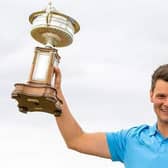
xmin=1 ymin=0 xmax=168 ymax=167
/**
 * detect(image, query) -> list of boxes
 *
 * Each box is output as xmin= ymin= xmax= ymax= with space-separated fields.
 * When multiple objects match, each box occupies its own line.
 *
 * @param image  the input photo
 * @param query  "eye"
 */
xmin=156 ymin=94 xmax=166 ymax=99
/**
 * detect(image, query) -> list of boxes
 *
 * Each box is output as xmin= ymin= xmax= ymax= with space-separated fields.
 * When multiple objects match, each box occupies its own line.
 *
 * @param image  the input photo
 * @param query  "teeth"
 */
xmin=161 ymin=109 xmax=168 ymax=112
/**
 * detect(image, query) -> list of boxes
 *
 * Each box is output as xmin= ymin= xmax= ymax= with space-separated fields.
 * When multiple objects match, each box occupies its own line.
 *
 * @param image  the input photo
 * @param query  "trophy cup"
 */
xmin=11 ymin=2 xmax=80 ymax=116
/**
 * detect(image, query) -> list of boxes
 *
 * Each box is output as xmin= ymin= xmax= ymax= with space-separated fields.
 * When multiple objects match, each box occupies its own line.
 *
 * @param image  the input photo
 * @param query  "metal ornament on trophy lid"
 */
xmin=11 ymin=2 xmax=80 ymax=116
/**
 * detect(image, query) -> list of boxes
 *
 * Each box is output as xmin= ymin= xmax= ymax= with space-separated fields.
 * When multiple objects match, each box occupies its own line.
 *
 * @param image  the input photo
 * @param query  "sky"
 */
xmin=1 ymin=0 xmax=168 ymax=168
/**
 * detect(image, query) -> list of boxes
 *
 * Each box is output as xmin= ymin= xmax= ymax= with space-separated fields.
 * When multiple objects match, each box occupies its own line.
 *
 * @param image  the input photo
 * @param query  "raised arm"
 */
xmin=54 ymin=67 xmax=111 ymax=159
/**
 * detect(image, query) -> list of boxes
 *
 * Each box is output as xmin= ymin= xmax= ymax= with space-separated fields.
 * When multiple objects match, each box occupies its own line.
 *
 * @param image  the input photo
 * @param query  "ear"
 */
xmin=150 ymin=90 xmax=154 ymax=103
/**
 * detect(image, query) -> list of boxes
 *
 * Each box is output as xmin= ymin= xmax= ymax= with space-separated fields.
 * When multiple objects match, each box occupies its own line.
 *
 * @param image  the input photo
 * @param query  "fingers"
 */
xmin=54 ymin=67 xmax=62 ymax=90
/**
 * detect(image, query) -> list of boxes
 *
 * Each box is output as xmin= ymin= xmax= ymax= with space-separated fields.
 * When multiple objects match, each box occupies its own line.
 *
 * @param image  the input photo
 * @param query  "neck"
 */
xmin=157 ymin=121 xmax=168 ymax=138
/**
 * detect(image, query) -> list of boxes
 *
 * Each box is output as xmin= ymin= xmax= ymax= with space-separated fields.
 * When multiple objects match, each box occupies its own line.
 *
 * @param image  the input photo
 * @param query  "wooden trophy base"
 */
xmin=11 ymin=83 xmax=62 ymax=116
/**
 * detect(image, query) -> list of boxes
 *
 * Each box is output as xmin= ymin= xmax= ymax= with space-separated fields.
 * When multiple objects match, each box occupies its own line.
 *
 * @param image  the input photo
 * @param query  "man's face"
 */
xmin=150 ymin=79 xmax=168 ymax=124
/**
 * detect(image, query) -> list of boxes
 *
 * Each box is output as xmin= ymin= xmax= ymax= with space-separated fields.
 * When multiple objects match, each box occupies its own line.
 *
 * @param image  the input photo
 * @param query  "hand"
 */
xmin=54 ymin=67 xmax=62 ymax=91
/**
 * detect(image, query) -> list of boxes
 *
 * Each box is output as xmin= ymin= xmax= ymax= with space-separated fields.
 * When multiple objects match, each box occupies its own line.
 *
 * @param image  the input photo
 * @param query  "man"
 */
xmin=54 ymin=64 xmax=168 ymax=168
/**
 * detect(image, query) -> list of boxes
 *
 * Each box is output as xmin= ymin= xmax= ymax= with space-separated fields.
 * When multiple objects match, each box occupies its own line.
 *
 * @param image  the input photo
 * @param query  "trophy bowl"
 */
xmin=29 ymin=10 xmax=80 ymax=47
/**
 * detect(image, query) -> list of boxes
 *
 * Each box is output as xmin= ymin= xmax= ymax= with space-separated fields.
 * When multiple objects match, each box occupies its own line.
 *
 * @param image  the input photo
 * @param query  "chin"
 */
xmin=158 ymin=118 xmax=168 ymax=124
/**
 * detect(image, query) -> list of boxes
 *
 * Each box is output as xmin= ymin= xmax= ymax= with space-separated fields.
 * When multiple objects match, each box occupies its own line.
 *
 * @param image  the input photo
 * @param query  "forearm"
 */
xmin=53 ymin=68 xmax=110 ymax=158
xmin=55 ymin=89 xmax=84 ymax=148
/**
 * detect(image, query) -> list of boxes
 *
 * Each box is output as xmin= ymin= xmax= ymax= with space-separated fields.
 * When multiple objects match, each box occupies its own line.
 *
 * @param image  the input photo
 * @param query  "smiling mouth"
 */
xmin=160 ymin=109 xmax=168 ymax=113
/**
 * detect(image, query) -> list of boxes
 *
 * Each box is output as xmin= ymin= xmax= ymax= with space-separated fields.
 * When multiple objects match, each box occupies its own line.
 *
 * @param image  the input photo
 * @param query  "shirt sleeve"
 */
xmin=106 ymin=129 xmax=129 ymax=162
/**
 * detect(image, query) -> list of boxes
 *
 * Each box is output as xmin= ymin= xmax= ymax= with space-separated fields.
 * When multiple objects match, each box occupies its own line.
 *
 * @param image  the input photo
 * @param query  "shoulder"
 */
xmin=106 ymin=124 xmax=151 ymax=144
xmin=125 ymin=124 xmax=150 ymax=137
xmin=105 ymin=124 xmax=151 ymax=161
xmin=120 ymin=124 xmax=153 ymax=145
xmin=106 ymin=124 xmax=150 ymax=140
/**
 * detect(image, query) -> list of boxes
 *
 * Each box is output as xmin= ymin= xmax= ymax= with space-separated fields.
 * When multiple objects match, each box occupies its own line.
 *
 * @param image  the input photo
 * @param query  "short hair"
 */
xmin=151 ymin=64 xmax=168 ymax=91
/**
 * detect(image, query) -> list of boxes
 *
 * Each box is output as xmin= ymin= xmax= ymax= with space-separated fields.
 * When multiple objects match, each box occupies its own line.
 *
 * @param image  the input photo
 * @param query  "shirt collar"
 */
xmin=149 ymin=123 xmax=158 ymax=136
xmin=149 ymin=123 xmax=168 ymax=142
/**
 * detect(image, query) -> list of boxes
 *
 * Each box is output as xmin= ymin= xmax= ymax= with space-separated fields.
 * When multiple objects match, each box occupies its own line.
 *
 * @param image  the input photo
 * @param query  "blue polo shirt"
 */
xmin=106 ymin=124 xmax=168 ymax=168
